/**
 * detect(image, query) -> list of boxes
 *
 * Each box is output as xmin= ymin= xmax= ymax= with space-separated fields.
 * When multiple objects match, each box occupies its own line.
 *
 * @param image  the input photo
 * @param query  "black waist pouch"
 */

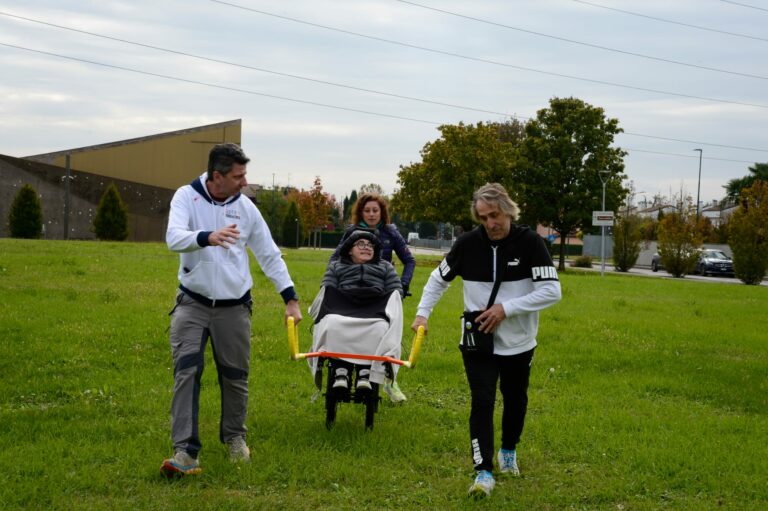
xmin=460 ymin=310 xmax=494 ymax=355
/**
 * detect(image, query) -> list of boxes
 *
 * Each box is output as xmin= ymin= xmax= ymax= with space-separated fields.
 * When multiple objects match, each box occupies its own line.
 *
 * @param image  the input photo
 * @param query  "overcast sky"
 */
xmin=1 ymin=1 xmax=766 ymax=207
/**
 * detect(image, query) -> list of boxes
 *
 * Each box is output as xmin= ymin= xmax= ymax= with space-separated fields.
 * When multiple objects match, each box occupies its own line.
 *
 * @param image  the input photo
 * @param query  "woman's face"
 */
xmin=361 ymin=200 xmax=381 ymax=227
xmin=349 ymin=239 xmax=375 ymax=264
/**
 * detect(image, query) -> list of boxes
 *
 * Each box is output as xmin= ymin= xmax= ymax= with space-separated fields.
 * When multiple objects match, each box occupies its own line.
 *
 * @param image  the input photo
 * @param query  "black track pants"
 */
xmin=461 ymin=347 xmax=535 ymax=472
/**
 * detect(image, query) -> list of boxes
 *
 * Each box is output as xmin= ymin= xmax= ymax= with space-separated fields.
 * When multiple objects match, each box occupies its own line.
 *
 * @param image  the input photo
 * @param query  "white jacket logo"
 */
xmin=532 ymin=266 xmax=558 ymax=281
xmin=439 ymin=259 xmax=451 ymax=277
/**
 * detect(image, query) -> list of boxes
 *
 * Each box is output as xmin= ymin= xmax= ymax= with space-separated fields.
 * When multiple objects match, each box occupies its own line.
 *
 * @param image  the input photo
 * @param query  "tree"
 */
xmin=359 ymin=183 xmax=385 ymax=196
xmin=514 ymin=97 xmax=627 ymax=270
xmin=638 ymin=217 xmax=659 ymax=241
xmin=695 ymin=216 xmax=717 ymax=243
xmin=288 ymin=177 xmax=335 ymax=246
xmin=346 ymin=189 xmax=358 ymax=223
xmin=282 ymin=201 xmax=302 ymax=248
xmin=8 ymin=184 xmax=43 ymax=239
xmin=729 ymin=181 xmax=768 ymax=285
xmin=93 ymin=183 xmax=128 ymax=241
xmin=392 ymin=120 xmax=524 ymax=230
xmin=657 ymin=207 xmax=701 ymax=278
xmin=248 ymin=186 xmax=290 ymax=244
xmin=724 ymin=162 xmax=768 ymax=202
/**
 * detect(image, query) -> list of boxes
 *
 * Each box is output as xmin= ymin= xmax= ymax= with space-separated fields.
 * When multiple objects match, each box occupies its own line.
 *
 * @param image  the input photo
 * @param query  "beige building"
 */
xmin=1 ymin=120 xmax=242 ymax=241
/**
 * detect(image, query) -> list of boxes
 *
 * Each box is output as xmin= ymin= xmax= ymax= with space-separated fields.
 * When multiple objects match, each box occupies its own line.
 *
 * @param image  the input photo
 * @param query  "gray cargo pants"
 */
xmin=168 ymin=292 xmax=252 ymax=458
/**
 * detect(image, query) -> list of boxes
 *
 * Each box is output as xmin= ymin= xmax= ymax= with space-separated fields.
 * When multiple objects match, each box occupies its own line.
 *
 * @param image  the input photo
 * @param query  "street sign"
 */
xmin=592 ymin=210 xmax=614 ymax=226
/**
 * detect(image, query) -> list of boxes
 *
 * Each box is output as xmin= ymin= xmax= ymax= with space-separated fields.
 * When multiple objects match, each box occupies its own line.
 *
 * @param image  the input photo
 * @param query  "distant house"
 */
xmin=637 ymin=204 xmax=678 ymax=220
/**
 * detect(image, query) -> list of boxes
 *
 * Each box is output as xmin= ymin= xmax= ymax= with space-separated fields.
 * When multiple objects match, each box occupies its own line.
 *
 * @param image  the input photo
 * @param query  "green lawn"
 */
xmin=0 ymin=239 xmax=766 ymax=510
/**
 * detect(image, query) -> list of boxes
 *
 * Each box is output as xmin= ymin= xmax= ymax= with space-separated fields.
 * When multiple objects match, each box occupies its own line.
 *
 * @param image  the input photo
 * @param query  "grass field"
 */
xmin=0 ymin=239 xmax=766 ymax=510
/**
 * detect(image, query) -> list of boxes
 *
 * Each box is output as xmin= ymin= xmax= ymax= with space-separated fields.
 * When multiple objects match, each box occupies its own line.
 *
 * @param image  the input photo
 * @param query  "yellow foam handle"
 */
xmin=287 ymin=316 xmax=299 ymax=360
xmin=407 ymin=325 xmax=425 ymax=368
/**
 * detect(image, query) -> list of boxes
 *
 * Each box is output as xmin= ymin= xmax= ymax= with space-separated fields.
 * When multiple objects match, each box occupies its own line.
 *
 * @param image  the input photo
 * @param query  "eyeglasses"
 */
xmin=353 ymin=240 xmax=375 ymax=250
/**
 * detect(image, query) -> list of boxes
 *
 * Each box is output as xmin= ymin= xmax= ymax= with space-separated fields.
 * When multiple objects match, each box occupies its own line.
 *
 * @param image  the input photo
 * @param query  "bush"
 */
xmin=93 ymin=183 xmax=128 ymax=241
xmin=8 ymin=184 xmax=43 ymax=239
xmin=570 ymin=255 xmax=593 ymax=268
xmin=729 ymin=181 xmax=768 ymax=285
xmin=613 ymin=214 xmax=642 ymax=272
xmin=657 ymin=211 xmax=701 ymax=278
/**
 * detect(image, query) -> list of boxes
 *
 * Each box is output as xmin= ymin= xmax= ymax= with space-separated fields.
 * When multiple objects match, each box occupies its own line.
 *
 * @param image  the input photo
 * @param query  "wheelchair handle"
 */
xmin=286 ymin=320 xmax=425 ymax=368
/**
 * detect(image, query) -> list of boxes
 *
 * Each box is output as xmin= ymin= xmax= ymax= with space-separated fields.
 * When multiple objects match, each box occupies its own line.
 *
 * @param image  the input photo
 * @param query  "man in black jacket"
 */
xmin=411 ymin=183 xmax=561 ymax=498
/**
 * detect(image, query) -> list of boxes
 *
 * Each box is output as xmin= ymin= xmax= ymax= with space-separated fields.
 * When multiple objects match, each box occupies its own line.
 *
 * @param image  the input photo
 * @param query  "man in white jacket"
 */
xmin=161 ymin=143 xmax=302 ymax=478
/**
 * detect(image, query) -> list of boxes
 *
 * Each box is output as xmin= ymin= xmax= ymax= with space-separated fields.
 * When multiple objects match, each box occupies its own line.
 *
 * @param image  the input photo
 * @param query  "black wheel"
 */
xmin=365 ymin=398 xmax=376 ymax=430
xmin=364 ymin=384 xmax=379 ymax=430
xmin=325 ymin=366 xmax=339 ymax=430
xmin=651 ymin=261 xmax=658 ymax=272
xmin=325 ymin=389 xmax=338 ymax=430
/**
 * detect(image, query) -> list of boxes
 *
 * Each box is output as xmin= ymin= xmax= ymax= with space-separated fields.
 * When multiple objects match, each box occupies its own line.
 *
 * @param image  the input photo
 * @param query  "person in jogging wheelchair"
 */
xmin=308 ymin=229 xmax=404 ymax=401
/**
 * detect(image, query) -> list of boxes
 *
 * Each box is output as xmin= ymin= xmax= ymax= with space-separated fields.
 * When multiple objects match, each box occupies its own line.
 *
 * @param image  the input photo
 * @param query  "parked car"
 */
xmin=652 ymin=249 xmax=734 ymax=277
xmin=694 ymin=249 xmax=734 ymax=277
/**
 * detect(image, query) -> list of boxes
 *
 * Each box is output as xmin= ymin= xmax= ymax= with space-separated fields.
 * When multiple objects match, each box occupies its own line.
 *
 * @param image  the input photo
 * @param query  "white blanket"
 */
xmin=308 ymin=287 xmax=403 ymax=387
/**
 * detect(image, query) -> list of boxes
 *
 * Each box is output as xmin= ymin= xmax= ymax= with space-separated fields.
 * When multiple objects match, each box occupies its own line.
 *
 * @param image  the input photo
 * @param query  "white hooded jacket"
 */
xmin=166 ymin=173 xmax=295 ymax=303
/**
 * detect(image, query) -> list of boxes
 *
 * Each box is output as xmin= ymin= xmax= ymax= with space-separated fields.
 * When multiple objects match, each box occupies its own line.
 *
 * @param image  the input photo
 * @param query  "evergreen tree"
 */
xmin=282 ymin=201 xmax=302 ymax=248
xmin=8 ymin=184 xmax=43 ymax=239
xmin=346 ymin=190 xmax=358 ymax=223
xmin=93 ymin=183 xmax=129 ymax=241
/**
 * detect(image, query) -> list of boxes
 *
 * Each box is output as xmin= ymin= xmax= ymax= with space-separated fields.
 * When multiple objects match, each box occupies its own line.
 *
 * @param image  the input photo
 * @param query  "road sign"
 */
xmin=592 ymin=210 xmax=614 ymax=226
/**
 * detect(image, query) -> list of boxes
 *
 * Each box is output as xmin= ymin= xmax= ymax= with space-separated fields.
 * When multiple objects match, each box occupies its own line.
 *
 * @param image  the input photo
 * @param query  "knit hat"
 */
xmin=340 ymin=228 xmax=381 ymax=262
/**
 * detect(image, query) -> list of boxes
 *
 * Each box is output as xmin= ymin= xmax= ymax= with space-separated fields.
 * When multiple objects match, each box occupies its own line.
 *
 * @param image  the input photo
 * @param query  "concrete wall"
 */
xmin=1 ymin=155 xmax=172 ymax=241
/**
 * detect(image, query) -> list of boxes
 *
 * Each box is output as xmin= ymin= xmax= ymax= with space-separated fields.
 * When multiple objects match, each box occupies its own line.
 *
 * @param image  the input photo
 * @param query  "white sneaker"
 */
xmin=356 ymin=368 xmax=372 ymax=391
xmin=383 ymin=378 xmax=407 ymax=402
xmin=468 ymin=470 xmax=495 ymax=498
xmin=227 ymin=436 xmax=250 ymax=463
xmin=332 ymin=367 xmax=349 ymax=390
xmin=497 ymin=448 xmax=520 ymax=475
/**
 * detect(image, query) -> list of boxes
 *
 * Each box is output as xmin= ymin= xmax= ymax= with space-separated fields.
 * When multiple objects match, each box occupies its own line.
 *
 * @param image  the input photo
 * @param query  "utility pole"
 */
xmin=599 ymin=170 xmax=610 ymax=277
xmin=694 ymin=148 xmax=703 ymax=223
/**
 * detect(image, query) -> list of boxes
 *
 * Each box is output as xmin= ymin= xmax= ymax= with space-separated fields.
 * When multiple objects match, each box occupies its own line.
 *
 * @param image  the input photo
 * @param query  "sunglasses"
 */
xmin=353 ymin=240 xmax=375 ymax=250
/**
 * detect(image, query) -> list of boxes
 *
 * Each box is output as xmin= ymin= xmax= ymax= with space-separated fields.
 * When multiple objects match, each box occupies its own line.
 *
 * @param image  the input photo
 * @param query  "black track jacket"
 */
xmin=416 ymin=225 xmax=561 ymax=355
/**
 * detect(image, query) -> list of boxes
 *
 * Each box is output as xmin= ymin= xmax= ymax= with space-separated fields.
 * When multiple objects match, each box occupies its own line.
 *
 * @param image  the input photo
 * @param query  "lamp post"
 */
xmin=694 ymin=148 xmax=703 ymax=223
xmin=599 ymin=170 xmax=610 ymax=276
xmin=295 ymin=218 xmax=299 ymax=248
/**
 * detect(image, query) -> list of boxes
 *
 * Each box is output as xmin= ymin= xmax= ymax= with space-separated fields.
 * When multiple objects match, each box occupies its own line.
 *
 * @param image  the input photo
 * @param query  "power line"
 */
xmin=0 ymin=10 xmax=513 ymax=119
xmin=0 ymin=42 xmax=440 ymax=125
xmin=210 ymin=0 xmax=768 ymax=110
xmin=2 ymin=37 xmax=767 ymax=157
xmin=620 ymin=132 xmax=768 ymax=153
xmin=7 ymin=10 xmax=767 ymax=156
xmin=720 ymin=0 xmax=768 ymax=13
xmin=624 ymin=147 xmax=759 ymax=164
xmin=394 ymin=0 xmax=768 ymax=81
xmin=573 ymin=0 xmax=768 ymax=42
